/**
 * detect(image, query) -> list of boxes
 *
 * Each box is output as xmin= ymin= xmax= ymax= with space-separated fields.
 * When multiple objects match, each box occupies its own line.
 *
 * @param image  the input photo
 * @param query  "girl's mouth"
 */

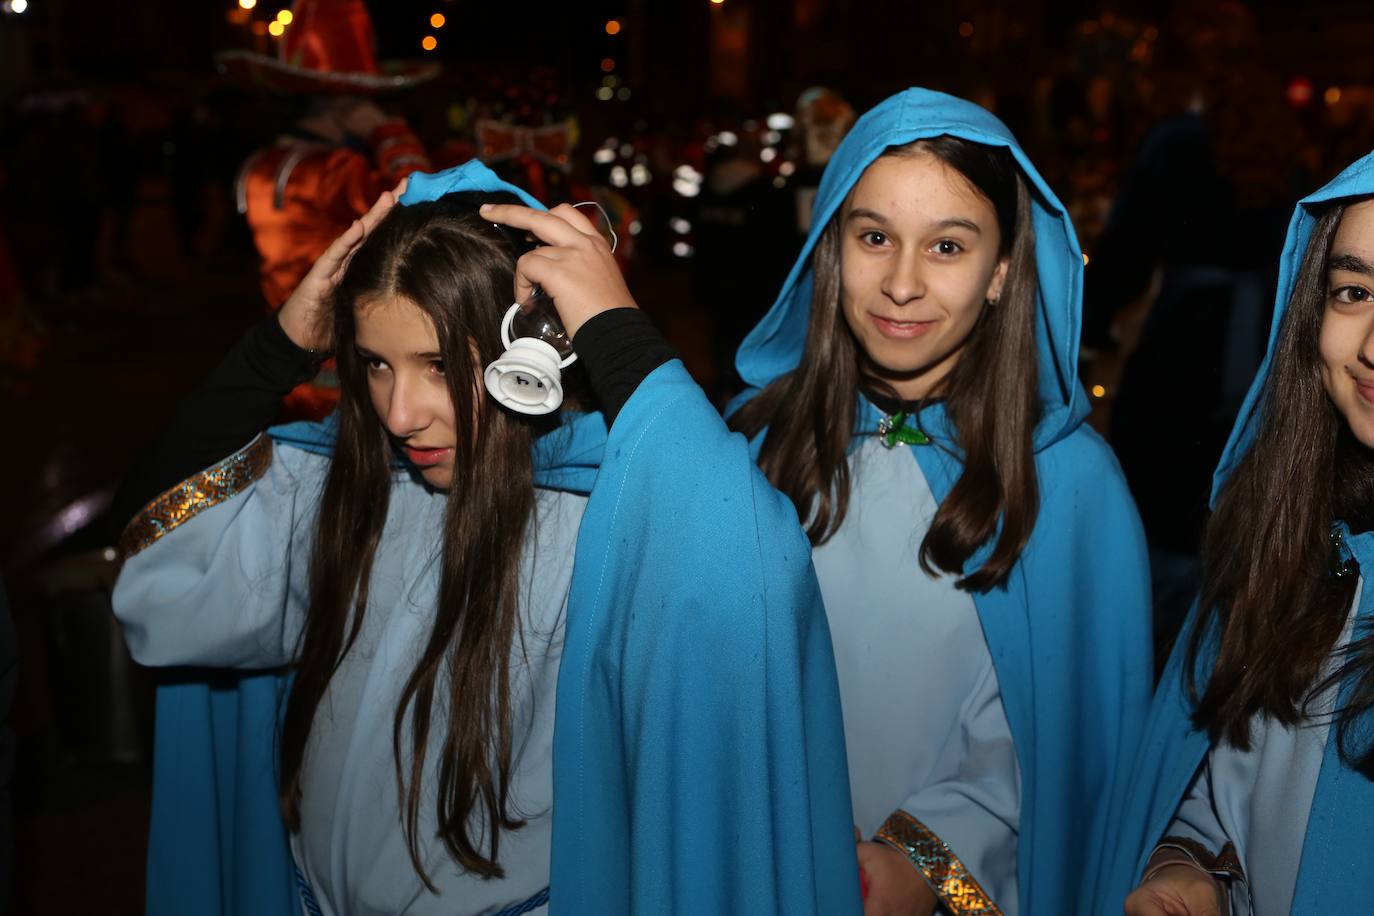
xmin=404 ymin=446 xmax=452 ymax=466
xmin=871 ymin=315 xmax=937 ymax=339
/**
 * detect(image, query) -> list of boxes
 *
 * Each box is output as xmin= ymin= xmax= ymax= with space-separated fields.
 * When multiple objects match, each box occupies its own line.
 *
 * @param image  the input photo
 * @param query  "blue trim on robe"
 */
xmin=1091 ymin=150 xmax=1374 ymax=913
xmin=731 ymin=87 xmax=1153 ymax=915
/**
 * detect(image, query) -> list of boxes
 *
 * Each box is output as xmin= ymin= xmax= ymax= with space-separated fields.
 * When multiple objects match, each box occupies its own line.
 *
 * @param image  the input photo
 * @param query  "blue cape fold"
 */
xmin=1092 ymin=150 xmax=1374 ymax=913
xmin=734 ymin=87 xmax=1153 ymax=915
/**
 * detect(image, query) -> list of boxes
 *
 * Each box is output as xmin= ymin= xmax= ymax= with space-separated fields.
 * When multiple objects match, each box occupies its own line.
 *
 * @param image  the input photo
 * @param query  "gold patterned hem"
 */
xmin=118 ymin=435 xmax=274 ymax=559
xmin=874 ymin=809 xmax=1003 ymax=915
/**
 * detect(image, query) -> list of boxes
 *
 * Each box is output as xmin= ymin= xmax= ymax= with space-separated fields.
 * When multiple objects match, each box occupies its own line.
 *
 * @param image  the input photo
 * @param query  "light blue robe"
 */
xmin=733 ymin=87 xmax=1154 ymax=915
xmin=116 ymin=438 xmax=583 ymax=915
xmin=119 ymin=161 xmax=863 ymax=916
xmin=1165 ymin=587 xmax=1355 ymax=916
xmin=1091 ymin=149 xmax=1374 ymax=914
xmin=814 ymin=432 xmax=1021 ymax=913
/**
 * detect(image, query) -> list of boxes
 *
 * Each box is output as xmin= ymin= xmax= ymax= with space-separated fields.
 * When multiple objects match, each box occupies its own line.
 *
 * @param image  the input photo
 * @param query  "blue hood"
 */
xmin=735 ymin=87 xmax=1089 ymax=450
xmin=1210 ymin=150 xmax=1374 ymax=502
xmin=399 ymin=159 xmax=547 ymax=211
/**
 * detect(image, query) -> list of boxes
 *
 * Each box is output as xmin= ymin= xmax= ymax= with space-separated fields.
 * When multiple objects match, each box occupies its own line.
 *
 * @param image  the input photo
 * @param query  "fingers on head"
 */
xmin=551 ymin=202 xmax=605 ymax=241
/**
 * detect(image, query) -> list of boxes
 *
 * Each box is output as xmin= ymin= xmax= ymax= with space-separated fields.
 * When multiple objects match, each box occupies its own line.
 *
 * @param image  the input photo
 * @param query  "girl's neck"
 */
xmin=861 ymin=384 xmax=944 ymax=417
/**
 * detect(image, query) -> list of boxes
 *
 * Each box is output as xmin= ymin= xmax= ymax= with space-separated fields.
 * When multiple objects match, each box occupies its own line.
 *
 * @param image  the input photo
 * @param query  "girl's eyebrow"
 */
xmin=354 ymin=345 xmax=442 ymax=361
xmin=846 ymin=207 xmax=892 ymax=226
xmin=1329 ymin=252 xmax=1374 ymax=277
xmin=845 ymin=207 xmax=981 ymax=235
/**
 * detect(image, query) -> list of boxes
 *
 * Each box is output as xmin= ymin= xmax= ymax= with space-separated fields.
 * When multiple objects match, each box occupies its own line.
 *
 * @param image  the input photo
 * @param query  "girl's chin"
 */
xmin=418 ymin=466 xmax=454 ymax=490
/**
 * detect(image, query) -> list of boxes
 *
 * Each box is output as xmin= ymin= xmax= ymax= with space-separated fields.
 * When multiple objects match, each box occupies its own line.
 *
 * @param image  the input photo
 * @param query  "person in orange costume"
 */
xmin=219 ymin=0 xmax=436 ymax=417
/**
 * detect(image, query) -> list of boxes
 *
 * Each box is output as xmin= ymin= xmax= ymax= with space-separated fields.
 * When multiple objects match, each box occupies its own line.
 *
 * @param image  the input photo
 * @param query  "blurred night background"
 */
xmin=1 ymin=0 xmax=1373 ymax=911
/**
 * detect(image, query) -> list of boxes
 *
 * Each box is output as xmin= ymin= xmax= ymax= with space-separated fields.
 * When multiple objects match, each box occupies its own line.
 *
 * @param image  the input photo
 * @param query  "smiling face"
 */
xmin=839 ymin=150 xmax=1009 ymax=400
xmin=1319 ymin=199 xmax=1374 ymax=449
xmin=354 ymin=293 xmax=460 ymax=489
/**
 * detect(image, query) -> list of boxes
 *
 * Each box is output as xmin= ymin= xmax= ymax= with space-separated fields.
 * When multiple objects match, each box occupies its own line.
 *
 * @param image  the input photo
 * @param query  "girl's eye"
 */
xmin=860 ymin=230 xmax=888 ymax=247
xmin=429 ymin=359 xmax=447 ymax=376
xmin=933 ymin=239 xmax=963 ymax=256
xmin=365 ymin=358 xmax=388 ymax=373
xmin=1332 ymin=285 xmax=1373 ymax=305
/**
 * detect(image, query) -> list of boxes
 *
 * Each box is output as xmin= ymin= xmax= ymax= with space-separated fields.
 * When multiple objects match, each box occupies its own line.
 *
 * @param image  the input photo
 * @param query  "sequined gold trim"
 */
xmin=874 ymin=810 xmax=1003 ymax=915
xmin=118 ymin=435 xmax=274 ymax=559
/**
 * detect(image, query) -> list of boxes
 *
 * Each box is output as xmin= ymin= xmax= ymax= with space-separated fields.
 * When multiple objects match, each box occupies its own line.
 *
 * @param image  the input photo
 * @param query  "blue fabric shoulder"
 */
xmin=552 ymin=358 xmax=861 ymax=914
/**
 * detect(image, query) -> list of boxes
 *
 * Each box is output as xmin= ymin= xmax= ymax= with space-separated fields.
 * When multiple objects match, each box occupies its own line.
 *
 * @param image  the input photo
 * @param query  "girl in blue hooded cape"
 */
xmin=112 ymin=162 xmax=861 ymax=916
xmin=727 ymin=87 xmax=1153 ymax=915
xmin=1099 ymin=153 xmax=1374 ymax=916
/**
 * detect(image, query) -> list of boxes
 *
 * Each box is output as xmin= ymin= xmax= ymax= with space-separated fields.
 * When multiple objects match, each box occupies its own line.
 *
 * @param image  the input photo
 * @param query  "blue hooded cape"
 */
xmin=733 ymin=88 xmax=1154 ymax=915
xmin=141 ymin=161 xmax=861 ymax=915
xmin=1091 ymin=151 xmax=1374 ymax=913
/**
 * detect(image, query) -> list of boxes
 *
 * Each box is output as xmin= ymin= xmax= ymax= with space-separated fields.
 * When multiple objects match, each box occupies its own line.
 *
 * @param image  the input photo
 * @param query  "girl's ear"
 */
xmin=986 ymin=255 xmax=1010 ymax=305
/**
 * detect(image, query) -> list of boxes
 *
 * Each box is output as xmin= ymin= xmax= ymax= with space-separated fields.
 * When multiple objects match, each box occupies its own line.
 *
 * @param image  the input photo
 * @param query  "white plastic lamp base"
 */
xmin=483 ymin=337 xmax=566 ymax=415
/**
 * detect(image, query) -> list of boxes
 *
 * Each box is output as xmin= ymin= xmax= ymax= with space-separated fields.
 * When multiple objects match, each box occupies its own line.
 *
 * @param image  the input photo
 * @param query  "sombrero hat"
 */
xmin=216 ymin=0 xmax=439 ymax=95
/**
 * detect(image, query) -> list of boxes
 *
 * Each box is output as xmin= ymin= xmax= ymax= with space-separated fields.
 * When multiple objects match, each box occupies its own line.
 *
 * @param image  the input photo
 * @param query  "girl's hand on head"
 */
xmin=479 ymin=202 xmax=638 ymax=339
xmin=1124 ymin=865 xmax=1225 ymax=916
xmin=855 ymin=840 xmax=937 ymax=916
xmin=277 ymin=178 xmax=406 ymax=352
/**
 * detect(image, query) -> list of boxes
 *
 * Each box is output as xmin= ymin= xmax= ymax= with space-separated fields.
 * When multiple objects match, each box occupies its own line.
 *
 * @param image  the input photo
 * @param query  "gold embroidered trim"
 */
xmin=118 ymin=435 xmax=274 ymax=559
xmin=874 ymin=809 xmax=1003 ymax=916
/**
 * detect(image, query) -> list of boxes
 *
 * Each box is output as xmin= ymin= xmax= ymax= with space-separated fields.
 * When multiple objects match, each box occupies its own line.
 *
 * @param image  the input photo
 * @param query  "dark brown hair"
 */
xmin=1190 ymin=200 xmax=1374 ymax=773
xmin=278 ymin=191 xmax=539 ymax=881
xmin=729 ymin=136 xmax=1041 ymax=591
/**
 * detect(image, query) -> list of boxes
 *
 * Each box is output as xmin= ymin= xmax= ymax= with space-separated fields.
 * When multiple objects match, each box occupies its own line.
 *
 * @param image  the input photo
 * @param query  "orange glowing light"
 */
xmin=601 ymin=57 xmax=615 ymax=72
xmin=268 ymin=19 xmax=285 ymax=36
xmin=1091 ymin=384 xmax=1107 ymax=398
xmin=1326 ymin=86 xmax=1343 ymax=105
xmin=422 ymin=35 xmax=438 ymax=51
xmin=605 ymin=19 xmax=621 ymax=35
xmin=430 ymin=12 xmax=445 ymax=28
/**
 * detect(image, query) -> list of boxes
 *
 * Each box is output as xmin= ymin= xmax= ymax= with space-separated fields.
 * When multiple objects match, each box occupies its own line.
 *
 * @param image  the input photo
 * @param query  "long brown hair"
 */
xmin=278 ymin=192 xmax=540 ymax=881
xmin=729 ymin=136 xmax=1041 ymax=592
xmin=1190 ymin=201 xmax=1374 ymax=773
